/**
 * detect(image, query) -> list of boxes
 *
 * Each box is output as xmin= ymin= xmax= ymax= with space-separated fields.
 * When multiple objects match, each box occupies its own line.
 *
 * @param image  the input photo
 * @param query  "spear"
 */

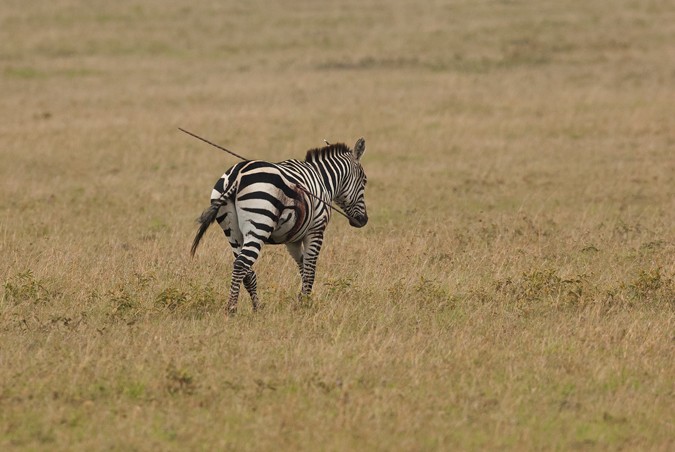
xmin=178 ymin=127 xmax=354 ymax=223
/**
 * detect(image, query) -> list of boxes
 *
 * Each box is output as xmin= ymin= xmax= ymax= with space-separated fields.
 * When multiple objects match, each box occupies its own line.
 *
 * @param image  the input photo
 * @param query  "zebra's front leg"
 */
xmin=300 ymin=232 xmax=324 ymax=297
xmin=285 ymin=241 xmax=304 ymax=281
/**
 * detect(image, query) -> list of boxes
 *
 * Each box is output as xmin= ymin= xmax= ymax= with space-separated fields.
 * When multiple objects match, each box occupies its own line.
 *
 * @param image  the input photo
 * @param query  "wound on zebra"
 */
xmin=191 ymin=138 xmax=368 ymax=315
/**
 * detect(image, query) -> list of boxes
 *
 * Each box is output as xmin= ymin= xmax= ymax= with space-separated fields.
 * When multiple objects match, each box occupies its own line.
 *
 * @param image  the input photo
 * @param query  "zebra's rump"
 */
xmin=210 ymin=161 xmax=315 ymax=245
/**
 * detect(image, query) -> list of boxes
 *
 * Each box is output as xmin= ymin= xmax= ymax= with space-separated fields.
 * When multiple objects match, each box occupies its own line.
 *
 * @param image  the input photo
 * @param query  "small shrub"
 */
xmin=3 ymin=270 xmax=52 ymax=305
xmin=107 ymin=288 xmax=141 ymax=322
xmin=155 ymin=287 xmax=187 ymax=312
xmin=630 ymin=268 xmax=663 ymax=294
xmin=496 ymin=268 xmax=593 ymax=306
xmin=165 ymin=363 xmax=197 ymax=396
xmin=387 ymin=277 xmax=453 ymax=311
xmin=154 ymin=284 xmax=220 ymax=317
xmin=625 ymin=268 xmax=673 ymax=304
xmin=414 ymin=277 xmax=452 ymax=305
xmin=186 ymin=284 xmax=220 ymax=317
xmin=323 ymin=277 xmax=353 ymax=295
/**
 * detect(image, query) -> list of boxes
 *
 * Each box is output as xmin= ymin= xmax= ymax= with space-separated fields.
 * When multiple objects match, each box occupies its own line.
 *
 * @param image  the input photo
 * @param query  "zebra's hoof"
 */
xmin=297 ymin=293 xmax=313 ymax=307
xmin=251 ymin=297 xmax=262 ymax=312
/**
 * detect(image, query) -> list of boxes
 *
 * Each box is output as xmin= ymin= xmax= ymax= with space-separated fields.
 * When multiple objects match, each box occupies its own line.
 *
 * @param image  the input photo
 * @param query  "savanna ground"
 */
xmin=1 ymin=0 xmax=674 ymax=449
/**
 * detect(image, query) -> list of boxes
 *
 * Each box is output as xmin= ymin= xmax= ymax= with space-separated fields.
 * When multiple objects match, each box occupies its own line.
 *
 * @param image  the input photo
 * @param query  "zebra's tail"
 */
xmin=190 ymin=181 xmax=238 ymax=258
xmin=190 ymin=203 xmax=220 ymax=258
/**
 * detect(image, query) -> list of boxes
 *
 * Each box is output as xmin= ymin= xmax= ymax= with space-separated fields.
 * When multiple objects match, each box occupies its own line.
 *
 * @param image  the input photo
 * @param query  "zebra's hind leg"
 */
xmin=227 ymin=257 xmax=248 ymax=315
xmin=227 ymin=239 xmax=264 ymax=315
xmin=243 ymin=270 xmax=259 ymax=311
xmin=227 ymin=261 xmax=259 ymax=314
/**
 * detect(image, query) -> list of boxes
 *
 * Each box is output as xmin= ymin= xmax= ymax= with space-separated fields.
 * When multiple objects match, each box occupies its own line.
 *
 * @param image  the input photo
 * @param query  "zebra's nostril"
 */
xmin=349 ymin=214 xmax=368 ymax=228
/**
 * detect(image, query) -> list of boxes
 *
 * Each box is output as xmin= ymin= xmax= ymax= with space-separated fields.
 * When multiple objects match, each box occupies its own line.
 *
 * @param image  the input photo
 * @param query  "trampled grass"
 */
xmin=1 ymin=0 xmax=674 ymax=450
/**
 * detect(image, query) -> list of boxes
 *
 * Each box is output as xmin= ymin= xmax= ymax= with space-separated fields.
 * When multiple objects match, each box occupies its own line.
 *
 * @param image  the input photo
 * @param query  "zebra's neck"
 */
xmin=303 ymin=145 xmax=352 ymax=201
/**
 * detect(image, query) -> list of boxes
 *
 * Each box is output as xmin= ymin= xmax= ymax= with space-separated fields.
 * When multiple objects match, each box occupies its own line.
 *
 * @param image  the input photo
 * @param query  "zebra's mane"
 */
xmin=304 ymin=143 xmax=351 ymax=163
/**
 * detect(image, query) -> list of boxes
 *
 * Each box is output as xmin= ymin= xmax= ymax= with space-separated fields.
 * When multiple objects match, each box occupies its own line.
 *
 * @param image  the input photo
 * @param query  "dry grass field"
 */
xmin=1 ymin=0 xmax=674 ymax=449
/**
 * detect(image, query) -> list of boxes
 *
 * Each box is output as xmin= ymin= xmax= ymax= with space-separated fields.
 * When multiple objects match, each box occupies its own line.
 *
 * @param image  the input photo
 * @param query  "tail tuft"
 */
xmin=190 ymin=203 xmax=220 ymax=257
xmin=191 ymin=177 xmax=237 ymax=258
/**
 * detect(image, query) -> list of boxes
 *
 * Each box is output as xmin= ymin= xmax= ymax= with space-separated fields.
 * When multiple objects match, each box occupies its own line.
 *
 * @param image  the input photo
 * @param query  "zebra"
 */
xmin=191 ymin=138 xmax=368 ymax=314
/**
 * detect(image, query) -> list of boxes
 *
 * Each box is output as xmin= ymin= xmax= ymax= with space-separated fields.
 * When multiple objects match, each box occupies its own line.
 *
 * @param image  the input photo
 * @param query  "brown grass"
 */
xmin=1 ymin=0 xmax=674 ymax=449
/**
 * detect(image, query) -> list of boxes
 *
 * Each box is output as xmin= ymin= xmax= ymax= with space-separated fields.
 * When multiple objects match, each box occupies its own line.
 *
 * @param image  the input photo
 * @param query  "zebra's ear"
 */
xmin=353 ymin=138 xmax=366 ymax=160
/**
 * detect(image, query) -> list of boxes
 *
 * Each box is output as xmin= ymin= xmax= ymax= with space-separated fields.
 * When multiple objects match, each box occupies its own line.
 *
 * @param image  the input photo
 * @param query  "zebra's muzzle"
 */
xmin=349 ymin=214 xmax=368 ymax=228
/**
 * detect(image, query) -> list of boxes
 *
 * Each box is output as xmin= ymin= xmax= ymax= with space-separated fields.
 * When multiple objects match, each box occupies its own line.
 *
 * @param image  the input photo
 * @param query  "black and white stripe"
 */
xmin=191 ymin=138 xmax=368 ymax=314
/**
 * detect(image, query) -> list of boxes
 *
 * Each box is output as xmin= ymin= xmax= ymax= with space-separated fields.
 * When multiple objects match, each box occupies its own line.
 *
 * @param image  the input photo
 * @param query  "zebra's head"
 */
xmin=335 ymin=138 xmax=368 ymax=228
